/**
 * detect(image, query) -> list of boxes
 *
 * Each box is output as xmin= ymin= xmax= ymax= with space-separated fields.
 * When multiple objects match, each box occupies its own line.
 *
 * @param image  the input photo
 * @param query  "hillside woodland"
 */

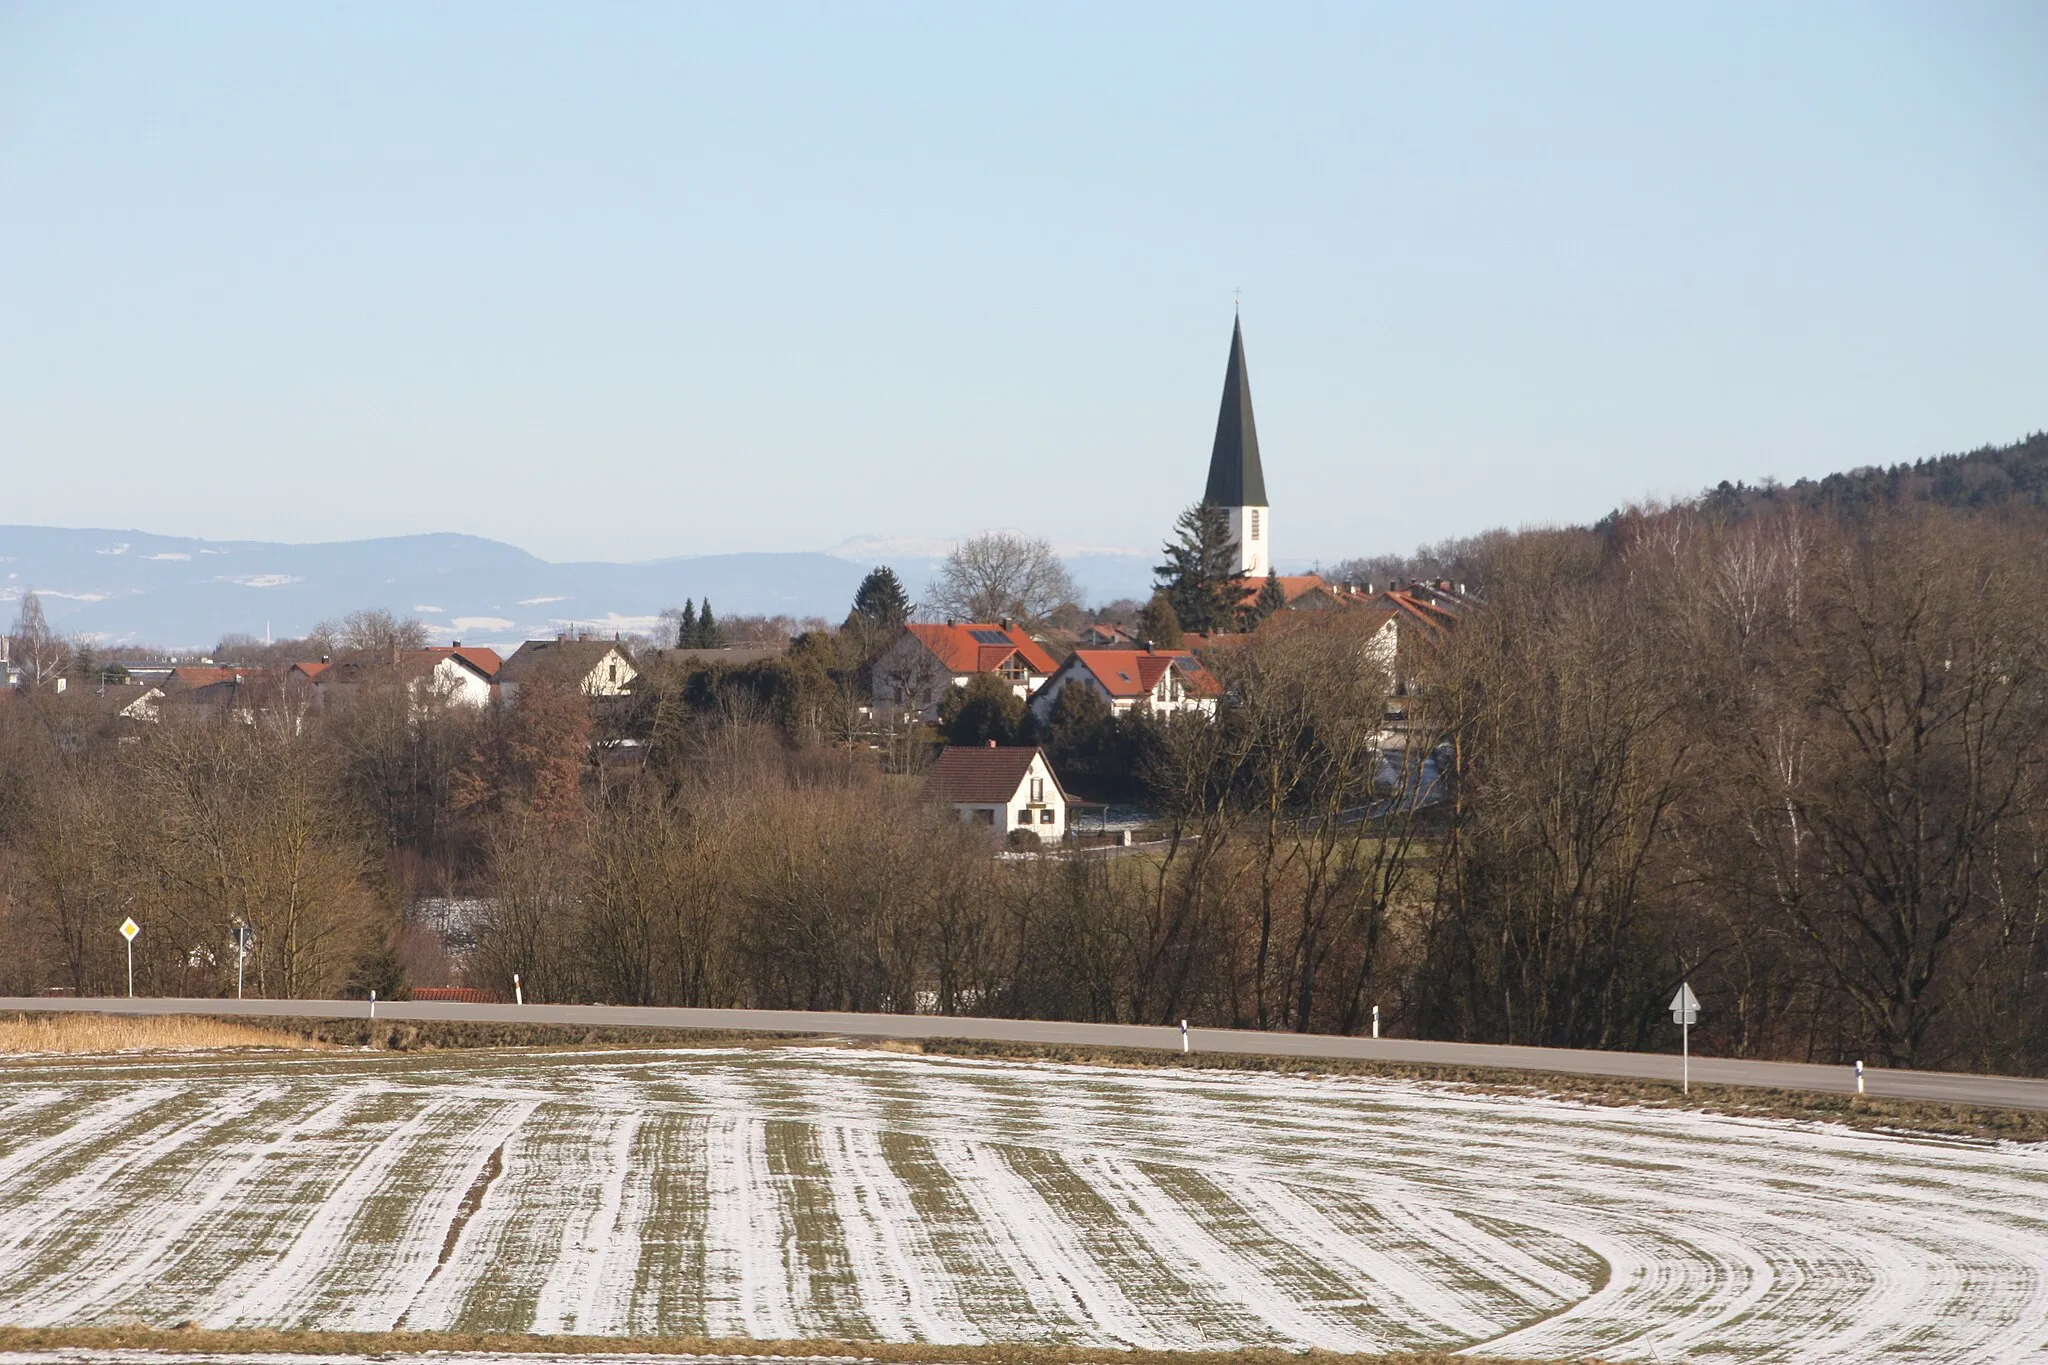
xmin=1 ymin=436 xmax=2044 ymax=1074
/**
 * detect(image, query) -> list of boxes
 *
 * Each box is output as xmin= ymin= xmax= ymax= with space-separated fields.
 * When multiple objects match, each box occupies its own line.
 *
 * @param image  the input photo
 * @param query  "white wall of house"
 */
xmin=947 ymin=751 xmax=1067 ymax=837
xmin=427 ymin=657 xmax=495 ymax=707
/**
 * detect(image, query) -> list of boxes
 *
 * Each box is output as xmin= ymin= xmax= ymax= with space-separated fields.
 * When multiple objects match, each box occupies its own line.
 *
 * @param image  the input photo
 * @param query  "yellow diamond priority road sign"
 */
xmin=119 ymin=917 xmax=139 ymax=941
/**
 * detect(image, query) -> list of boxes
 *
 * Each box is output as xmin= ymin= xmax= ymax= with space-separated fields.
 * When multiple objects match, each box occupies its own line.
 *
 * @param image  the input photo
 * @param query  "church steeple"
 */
xmin=1203 ymin=314 xmax=1270 ymax=576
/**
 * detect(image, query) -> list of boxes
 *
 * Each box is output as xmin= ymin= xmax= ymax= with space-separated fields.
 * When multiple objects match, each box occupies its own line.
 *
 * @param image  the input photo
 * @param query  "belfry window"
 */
xmin=1249 ymin=509 xmax=1261 ymax=540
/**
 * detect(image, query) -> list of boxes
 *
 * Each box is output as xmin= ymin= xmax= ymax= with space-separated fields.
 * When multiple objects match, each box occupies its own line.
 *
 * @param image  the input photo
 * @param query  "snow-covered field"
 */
xmin=0 ymin=1046 xmax=2043 ymax=1363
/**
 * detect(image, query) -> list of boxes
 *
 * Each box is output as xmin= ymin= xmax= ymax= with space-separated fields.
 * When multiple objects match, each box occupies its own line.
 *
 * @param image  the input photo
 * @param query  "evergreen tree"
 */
xmin=698 ymin=600 xmax=720 ymax=647
xmin=1154 ymin=501 xmax=1245 ymax=633
xmin=1135 ymin=592 xmax=1184 ymax=648
xmin=676 ymin=600 xmax=697 ymax=649
xmin=1251 ymin=568 xmax=1287 ymax=624
xmin=851 ymin=565 xmax=911 ymax=630
xmin=938 ymin=673 xmax=1024 ymax=747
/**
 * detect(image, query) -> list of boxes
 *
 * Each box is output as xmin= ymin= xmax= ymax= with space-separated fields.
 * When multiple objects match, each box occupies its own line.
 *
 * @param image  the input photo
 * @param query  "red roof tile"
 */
xmin=1062 ymin=648 xmax=1220 ymax=699
xmin=905 ymin=622 xmax=1058 ymax=677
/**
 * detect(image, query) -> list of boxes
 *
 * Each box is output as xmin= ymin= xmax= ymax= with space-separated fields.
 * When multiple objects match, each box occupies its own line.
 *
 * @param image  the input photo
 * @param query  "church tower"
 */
xmin=1204 ymin=313 xmax=1270 ymax=577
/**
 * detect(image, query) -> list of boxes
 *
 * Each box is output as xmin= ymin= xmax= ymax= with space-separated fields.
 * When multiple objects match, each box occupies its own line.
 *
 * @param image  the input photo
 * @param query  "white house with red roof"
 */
xmin=922 ymin=743 xmax=1069 ymax=839
xmin=872 ymin=621 xmax=1059 ymax=722
xmin=1027 ymin=646 xmax=1221 ymax=723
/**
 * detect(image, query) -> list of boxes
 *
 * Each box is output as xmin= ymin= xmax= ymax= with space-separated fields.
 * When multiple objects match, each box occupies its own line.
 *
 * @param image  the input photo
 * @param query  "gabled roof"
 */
xmin=904 ymin=622 xmax=1058 ymax=677
xmin=498 ymin=638 xmax=633 ymax=684
xmin=1061 ymin=648 xmax=1221 ymax=699
xmin=408 ymin=646 xmax=502 ymax=679
xmin=1204 ymin=314 xmax=1267 ymax=508
xmin=922 ymin=745 xmax=1066 ymax=805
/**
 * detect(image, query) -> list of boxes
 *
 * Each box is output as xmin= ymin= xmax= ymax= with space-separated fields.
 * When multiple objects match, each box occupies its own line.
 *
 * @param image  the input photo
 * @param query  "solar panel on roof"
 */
xmin=969 ymin=629 xmax=1010 ymax=644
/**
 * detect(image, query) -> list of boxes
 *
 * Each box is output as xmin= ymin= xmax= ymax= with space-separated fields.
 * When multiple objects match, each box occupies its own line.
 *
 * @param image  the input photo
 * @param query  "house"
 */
xmin=1028 ymin=647 xmax=1222 ymax=723
xmin=923 ymin=743 xmax=1069 ymax=839
xmin=1076 ymin=622 xmax=1138 ymax=648
xmin=871 ymin=621 xmax=1059 ymax=722
xmin=308 ymin=645 xmax=501 ymax=709
xmin=498 ymin=637 xmax=637 ymax=700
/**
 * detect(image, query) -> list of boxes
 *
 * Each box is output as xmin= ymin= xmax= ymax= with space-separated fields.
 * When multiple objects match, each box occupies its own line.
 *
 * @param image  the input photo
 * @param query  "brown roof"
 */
xmin=904 ymin=623 xmax=1058 ymax=677
xmin=922 ymin=745 xmax=1066 ymax=805
xmin=498 ymin=638 xmax=631 ymax=684
xmin=1061 ymin=648 xmax=1221 ymax=699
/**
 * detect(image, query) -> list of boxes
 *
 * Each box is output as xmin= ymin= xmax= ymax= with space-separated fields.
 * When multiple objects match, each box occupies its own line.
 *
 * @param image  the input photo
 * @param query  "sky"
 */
xmin=2 ymin=2 xmax=2043 ymax=568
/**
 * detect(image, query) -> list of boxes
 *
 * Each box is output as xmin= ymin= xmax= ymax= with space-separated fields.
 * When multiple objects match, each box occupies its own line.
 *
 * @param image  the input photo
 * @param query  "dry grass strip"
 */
xmin=0 ymin=1325 xmax=1574 ymax=1365
xmin=0 ymin=1012 xmax=326 ymax=1056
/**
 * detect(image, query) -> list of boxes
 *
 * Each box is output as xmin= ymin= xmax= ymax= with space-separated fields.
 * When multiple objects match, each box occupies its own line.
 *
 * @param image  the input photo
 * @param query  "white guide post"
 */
xmin=1669 ymin=982 xmax=1700 ymax=1095
xmin=1372 ymin=1004 xmax=1380 ymax=1039
xmin=514 ymin=973 xmax=524 ymax=1006
xmin=1180 ymin=1019 xmax=1189 ymax=1054
xmin=369 ymin=989 xmax=377 ymax=1019
xmin=1856 ymin=1060 xmax=1865 ymax=1095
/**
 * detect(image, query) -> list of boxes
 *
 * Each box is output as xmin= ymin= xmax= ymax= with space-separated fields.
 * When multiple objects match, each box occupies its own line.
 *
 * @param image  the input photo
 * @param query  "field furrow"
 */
xmin=2 ymin=1046 xmax=2045 ymax=1363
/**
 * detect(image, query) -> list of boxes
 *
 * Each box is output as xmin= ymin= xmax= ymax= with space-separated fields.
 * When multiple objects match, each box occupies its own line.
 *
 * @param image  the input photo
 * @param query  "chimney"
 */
xmin=452 ymin=639 xmax=461 ymax=649
xmin=987 ymin=738 xmax=997 ymax=748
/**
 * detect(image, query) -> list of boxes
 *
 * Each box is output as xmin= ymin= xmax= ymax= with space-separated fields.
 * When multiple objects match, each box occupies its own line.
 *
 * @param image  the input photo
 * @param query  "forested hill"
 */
xmin=1696 ymin=430 xmax=2048 ymax=521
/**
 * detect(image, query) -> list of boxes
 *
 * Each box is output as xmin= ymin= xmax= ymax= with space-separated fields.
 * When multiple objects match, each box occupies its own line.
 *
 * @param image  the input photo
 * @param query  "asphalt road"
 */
xmin=8 ymin=995 xmax=2047 ymax=1112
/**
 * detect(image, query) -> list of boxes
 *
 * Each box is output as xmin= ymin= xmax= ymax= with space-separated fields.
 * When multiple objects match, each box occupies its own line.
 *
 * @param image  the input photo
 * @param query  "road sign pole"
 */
xmin=120 ymin=917 xmax=140 ymax=998
xmin=1683 ymin=1014 xmax=1689 ymax=1095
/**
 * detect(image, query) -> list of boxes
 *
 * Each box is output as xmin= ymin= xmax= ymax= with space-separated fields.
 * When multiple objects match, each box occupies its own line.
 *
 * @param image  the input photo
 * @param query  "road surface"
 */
xmin=6 ymin=995 xmax=2046 ymax=1112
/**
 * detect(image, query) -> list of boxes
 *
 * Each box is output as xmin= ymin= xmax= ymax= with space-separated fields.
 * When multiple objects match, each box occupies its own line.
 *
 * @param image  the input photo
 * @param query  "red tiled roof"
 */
xmin=922 ymin=745 xmax=1066 ymax=804
xmin=403 ymin=646 xmax=502 ymax=678
xmin=905 ymin=622 xmax=1058 ymax=677
xmin=288 ymin=661 xmax=331 ymax=680
xmin=1062 ymin=648 xmax=1221 ymax=699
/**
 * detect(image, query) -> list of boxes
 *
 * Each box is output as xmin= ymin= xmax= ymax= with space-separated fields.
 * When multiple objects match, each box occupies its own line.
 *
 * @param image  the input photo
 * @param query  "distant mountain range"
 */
xmin=0 ymin=525 xmax=1158 ymax=649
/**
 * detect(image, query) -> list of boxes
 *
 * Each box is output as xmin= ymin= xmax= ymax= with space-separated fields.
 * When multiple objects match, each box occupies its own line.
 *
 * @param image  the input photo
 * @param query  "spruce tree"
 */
xmin=851 ymin=565 xmax=911 ymax=630
xmin=1136 ymin=592 xmax=1185 ymax=648
xmin=676 ymin=600 xmax=697 ymax=649
xmin=1154 ymin=501 xmax=1246 ymax=633
xmin=697 ymin=600 xmax=719 ymax=647
xmin=1252 ymin=568 xmax=1287 ymax=624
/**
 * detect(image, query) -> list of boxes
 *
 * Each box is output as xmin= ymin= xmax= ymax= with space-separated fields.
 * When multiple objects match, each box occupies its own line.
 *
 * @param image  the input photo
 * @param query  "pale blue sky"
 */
xmin=2 ymin=2 xmax=2043 ymax=567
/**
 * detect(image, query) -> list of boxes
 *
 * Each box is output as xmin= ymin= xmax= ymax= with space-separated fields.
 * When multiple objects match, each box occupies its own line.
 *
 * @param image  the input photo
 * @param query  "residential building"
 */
xmin=1028 ymin=646 xmax=1221 ymax=723
xmin=923 ymin=743 xmax=1069 ymax=839
xmin=871 ymin=621 xmax=1058 ymax=722
xmin=498 ymin=637 xmax=637 ymax=700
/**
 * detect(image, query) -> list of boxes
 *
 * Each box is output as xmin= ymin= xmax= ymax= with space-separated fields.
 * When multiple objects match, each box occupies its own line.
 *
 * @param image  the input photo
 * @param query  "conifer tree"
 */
xmin=1136 ymin=592 xmax=1184 ymax=648
xmin=1154 ymin=501 xmax=1246 ymax=633
xmin=698 ymin=600 xmax=719 ymax=647
xmin=851 ymin=566 xmax=911 ymax=631
xmin=1252 ymin=568 xmax=1287 ymax=623
xmin=676 ymin=600 xmax=697 ymax=649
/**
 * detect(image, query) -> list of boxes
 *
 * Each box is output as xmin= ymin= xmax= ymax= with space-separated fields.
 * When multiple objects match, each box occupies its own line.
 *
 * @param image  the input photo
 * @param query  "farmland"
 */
xmin=0 ymin=1045 xmax=2043 ymax=1362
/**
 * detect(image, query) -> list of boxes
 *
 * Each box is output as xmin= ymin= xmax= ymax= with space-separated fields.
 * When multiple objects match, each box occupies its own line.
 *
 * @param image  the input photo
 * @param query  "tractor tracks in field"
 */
xmin=393 ymin=1141 xmax=504 ymax=1329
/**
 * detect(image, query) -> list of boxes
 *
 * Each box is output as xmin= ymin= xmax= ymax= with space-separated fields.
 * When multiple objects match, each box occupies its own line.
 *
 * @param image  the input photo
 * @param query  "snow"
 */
xmin=0 ymin=1048 xmax=2044 ymax=1362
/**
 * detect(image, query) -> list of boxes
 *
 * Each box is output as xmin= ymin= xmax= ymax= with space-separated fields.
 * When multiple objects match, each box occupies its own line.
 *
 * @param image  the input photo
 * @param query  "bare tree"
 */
xmin=317 ymin=608 xmax=428 ymax=659
xmin=929 ymin=532 xmax=1080 ymax=627
xmin=8 ymin=590 xmax=71 ymax=688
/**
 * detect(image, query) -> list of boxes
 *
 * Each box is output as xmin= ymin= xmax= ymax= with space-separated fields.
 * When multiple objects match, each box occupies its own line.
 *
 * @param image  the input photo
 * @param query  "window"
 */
xmin=1249 ymin=509 xmax=1261 ymax=540
xmin=1039 ymin=809 xmax=1056 ymax=825
xmin=1029 ymin=777 xmax=1044 ymax=803
xmin=972 ymin=809 xmax=995 ymax=826
xmin=1017 ymin=809 xmax=1032 ymax=825
xmin=607 ymin=662 xmax=619 ymax=682
xmin=1001 ymin=656 xmax=1030 ymax=682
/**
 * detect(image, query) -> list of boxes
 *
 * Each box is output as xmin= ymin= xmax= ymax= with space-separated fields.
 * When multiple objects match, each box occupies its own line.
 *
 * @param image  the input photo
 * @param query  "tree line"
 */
xmin=1 ymin=494 xmax=2042 ymax=1074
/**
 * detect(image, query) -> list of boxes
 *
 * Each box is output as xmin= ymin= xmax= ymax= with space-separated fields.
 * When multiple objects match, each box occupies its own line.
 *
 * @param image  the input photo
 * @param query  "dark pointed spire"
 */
xmin=1204 ymin=314 xmax=1267 ymax=507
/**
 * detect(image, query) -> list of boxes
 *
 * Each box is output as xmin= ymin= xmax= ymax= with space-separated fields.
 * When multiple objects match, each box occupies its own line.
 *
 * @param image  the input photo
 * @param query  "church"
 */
xmin=1205 ymin=313 xmax=1271 ymax=578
